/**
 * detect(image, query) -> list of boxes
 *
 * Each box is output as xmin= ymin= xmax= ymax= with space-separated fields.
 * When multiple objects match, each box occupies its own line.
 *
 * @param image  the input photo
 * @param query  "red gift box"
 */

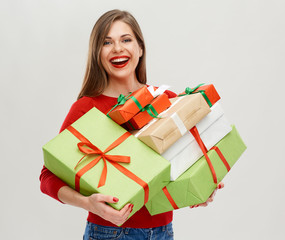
xmin=179 ymin=84 xmax=220 ymax=107
xmin=124 ymin=93 xmax=171 ymax=130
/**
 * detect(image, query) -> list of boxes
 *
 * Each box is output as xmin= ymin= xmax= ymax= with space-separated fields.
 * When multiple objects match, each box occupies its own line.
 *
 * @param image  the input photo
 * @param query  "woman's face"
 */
xmin=100 ymin=20 xmax=143 ymax=83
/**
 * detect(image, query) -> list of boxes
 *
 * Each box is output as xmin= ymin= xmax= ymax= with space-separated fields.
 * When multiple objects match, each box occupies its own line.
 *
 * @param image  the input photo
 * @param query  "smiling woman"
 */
xmin=39 ymin=9 xmax=177 ymax=240
xmin=39 ymin=9 xmax=224 ymax=240
xmin=100 ymin=21 xmax=143 ymax=97
xmin=77 ymin=10 xmax=147 ymax=99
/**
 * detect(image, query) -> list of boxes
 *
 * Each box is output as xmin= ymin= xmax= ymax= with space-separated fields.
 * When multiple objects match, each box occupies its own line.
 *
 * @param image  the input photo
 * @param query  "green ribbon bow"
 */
xmin=141 ymin=104 xmax=160 ymax=119
xmin=184 ymin=83 xmax=205 ymax=94
xmin=107 ymin=92 xmax=143 ymax=118
xmin=178 ymin=83 xmax=212 ymax=107
xmin=126 ymin=103 xmax=160 ymax=130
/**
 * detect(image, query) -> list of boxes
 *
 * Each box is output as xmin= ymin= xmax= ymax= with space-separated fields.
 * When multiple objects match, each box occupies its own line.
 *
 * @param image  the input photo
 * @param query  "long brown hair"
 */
xmin=77 ymin=10 xmax=147 ymax=99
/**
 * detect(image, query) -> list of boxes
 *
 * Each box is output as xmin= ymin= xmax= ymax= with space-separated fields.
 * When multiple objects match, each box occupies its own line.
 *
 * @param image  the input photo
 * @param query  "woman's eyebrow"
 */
xmin=121 ymin=34 xmax=132 ymax=37
xmin=105 ymin=34 xmax=133 ymax=39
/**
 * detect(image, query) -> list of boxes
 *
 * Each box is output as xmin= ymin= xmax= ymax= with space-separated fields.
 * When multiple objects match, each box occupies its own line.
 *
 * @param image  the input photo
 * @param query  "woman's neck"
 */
xmin=102 ymin=77 xmax=145 ymax=97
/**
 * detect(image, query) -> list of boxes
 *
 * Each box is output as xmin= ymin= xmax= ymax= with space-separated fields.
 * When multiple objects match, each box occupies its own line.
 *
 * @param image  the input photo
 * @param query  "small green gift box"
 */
xmin=145 ymin=125 xmax=246 ymax=215
xmin=43 ymin=107 xmax=170 ymax=220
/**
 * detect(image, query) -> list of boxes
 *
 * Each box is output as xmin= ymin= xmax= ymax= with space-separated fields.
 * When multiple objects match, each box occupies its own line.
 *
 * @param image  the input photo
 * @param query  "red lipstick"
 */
xmin=110 ymin=55 xmax=130 ymax=68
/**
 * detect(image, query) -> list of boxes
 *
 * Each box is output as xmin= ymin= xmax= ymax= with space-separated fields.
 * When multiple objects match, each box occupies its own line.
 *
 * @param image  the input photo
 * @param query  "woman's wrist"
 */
xmin=58 ymin=185 xmax=90 ymax=211
xmin=81 ymin=195 xmax=91 ymax=212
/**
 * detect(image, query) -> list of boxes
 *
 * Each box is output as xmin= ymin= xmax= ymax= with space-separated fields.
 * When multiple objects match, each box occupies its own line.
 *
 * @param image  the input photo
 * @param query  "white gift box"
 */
xmin=162 ymin=103 xmax=232 ymax=181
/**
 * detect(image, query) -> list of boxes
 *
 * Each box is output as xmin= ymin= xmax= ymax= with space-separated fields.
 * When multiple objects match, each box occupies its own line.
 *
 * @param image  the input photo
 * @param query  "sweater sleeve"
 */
xmin=39 ymin=97 xmax=95 ymax=202
xmin=164 ymin=89 xmax=177 ymax=98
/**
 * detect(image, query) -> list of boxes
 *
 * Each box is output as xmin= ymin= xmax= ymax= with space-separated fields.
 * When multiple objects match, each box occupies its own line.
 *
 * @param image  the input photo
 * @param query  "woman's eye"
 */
xmin=103 ymin=41 xmax=111 ymax=46
xmin=123 ymin=38 xmax=132 ymax=43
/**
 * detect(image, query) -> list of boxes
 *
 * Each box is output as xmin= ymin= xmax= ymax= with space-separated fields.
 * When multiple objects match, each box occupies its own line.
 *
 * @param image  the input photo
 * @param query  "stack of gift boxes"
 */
xmin=43 ymin=84 xmax=246 ymax=222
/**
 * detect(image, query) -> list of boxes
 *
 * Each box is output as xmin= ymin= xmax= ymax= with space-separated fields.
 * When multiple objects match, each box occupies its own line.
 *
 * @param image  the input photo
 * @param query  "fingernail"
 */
xmin=218 ymin=184 xmax=222 ymax=189
xmin=130 ymin=204 xmax=134 ymax=212
xmin=113 ymin=197 xmax=119 ymax=202
xmin=190 ymin=206 xmax=194 ymax=208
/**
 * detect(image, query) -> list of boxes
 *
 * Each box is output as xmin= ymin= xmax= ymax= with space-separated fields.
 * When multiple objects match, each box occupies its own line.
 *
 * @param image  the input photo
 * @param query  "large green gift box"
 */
xmin=43 ymin=107 xmax=171 ymax=219
xmin=145 ymin=125 xmax=246 ymax=215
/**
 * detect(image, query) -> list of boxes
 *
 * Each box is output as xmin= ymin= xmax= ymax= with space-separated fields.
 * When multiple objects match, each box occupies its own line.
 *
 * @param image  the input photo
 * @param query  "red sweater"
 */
xmin=40 ymin=90 xmax=177 ymax=228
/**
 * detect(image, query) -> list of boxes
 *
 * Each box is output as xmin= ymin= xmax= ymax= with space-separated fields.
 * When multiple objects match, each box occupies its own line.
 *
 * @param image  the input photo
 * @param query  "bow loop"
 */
xmin=104 ymin=155 xmax=131 ymax=163
xmin=117 ymin=94 xmax=128 ymax=105
xmin=77 ymin=141 xmax=103 ymax=155
xmin=184 ymin=87 xmax=194 ymax=95
xmin=106 ymin=92 xmax=133 ymax=118
xmin=180 ymin=83 xmax=205 ymax=96
xmin=179 ymin=83 xmax=212 ymax=107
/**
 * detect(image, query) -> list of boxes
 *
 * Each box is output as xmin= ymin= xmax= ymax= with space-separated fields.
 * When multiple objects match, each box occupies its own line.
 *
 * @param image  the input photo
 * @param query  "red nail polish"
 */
xmin=218 ymin=184 xmax=221 ymax=189
xmin=113 ymin=197 xmax=119 ymax=202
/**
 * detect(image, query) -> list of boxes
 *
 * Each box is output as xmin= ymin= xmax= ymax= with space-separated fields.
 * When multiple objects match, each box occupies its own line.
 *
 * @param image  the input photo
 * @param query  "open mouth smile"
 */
xmin=110 ymin=56 xmax=130 ymax=68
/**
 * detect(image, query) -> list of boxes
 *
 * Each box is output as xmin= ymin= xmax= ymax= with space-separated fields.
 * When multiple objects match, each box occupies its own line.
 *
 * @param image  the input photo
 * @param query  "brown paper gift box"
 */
xmin=134 ymin=94 xmax=211 ymax=154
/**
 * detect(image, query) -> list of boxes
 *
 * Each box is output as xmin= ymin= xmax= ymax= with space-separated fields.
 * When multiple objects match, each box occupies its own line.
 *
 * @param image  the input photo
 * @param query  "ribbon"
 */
xmin=161 ymin=131 xmax=231 ymax=209
xmin=190 ymin=126 xmax=218 ymax=184
xmin=141 ymin=104 xmax=160 ymax=119
xmin=125 ymin=121 xmax=136 ymax=130
xmin=184 ymin=83 xmax=205 ymax=94
xmin=211 ymin=146 xmax=231 ymax=172
xmin=190 ymin=127 xmax=232 ymax=184
xmin=147 ymin=85 xmax=170 ymax=98
xmin=106 ymin=92 xmax=143 ymax=118
xmin=178 ymin=84 xmax=213 ymax=107
xmin=67 ymin=125 xmax=149 ymax=204
xmin=162 ymin=130 xmax=231 ymax=209
xmin=125 ymin=104 xmax=160 ymax=130
xmin=162 ymin=186 xmax=179 ymax=210
xmin=135 ymin=97 xmax=184 ymax=138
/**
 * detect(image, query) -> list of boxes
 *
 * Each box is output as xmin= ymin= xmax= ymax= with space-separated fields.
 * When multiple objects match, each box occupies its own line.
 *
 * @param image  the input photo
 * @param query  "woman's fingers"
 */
xmin=121 ymin=203 xmax=134 ymax=222
xmin=109 ymin=203 xmax=133 ymax=226
xmin=190 ymin=182 xmax=225 ymax=209
xmin=218 ymin=182 xmax=224 ymax=189
xmin=87 ymin=194 xmax=134 ymax=226
xmin=95 ymin=194 xmax=120 ymax=204
xmin=208 ymin=189 xmax=217 ymax=201
xmin=190 ymin=202 xmax=208 ymax=208
xmin=100 ymin=203 xmax=132 ymax=226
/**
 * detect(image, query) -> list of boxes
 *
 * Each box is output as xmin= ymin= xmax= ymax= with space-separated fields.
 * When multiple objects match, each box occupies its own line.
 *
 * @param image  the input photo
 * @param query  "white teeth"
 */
xmin=111 ymin=57 xmax=129 ymax=63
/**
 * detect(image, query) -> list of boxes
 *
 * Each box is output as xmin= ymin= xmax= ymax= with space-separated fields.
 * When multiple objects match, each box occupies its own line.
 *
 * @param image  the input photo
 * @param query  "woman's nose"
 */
xmin=112 ymin=41 xmax=123 ymax=53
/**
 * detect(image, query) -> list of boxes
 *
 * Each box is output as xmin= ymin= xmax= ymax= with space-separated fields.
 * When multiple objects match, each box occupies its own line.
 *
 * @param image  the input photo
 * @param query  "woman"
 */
xmin=40 ymin=9 xmax=222 ymax=239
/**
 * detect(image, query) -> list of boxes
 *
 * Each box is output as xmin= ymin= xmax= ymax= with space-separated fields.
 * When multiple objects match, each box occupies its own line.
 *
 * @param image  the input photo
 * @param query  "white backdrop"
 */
xmin=1 ymin=0 xmax=284 ymax=239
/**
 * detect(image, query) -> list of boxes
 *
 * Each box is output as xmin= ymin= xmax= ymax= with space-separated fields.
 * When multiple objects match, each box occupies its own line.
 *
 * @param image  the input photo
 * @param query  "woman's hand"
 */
xmin=57 ymin=186 xmax=133 ymax=226
xmin=84 ymin=193 xmax=133 ymax=226
xmin=190 ymin=182 xmax=224 ymax=208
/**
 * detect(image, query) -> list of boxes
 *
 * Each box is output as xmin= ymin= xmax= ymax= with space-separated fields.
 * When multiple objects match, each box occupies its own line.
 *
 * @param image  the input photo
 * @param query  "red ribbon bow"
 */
xmin=67 ymin=125 xmax=149 ymax=204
